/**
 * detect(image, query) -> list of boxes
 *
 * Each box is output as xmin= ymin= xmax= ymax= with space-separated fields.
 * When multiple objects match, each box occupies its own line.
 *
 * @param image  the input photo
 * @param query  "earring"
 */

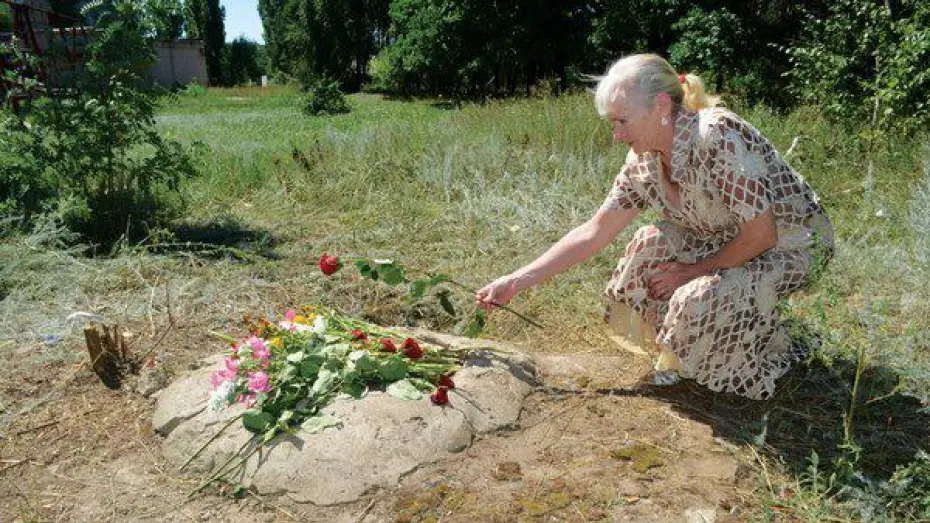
xmin=660 ymin=117 xmax=669 ymax=126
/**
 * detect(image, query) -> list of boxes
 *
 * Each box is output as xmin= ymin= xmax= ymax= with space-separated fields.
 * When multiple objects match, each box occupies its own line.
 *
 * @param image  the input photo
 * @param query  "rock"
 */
xmin=685 ymin=507 xmax=717 ymax=523
xmin=152 ymin=354 xmax=223 ymax=435
xmin=155 ymin=333 xmax=535 ymax=506
xmin=135 ymin=365 xmax=169 ymax=397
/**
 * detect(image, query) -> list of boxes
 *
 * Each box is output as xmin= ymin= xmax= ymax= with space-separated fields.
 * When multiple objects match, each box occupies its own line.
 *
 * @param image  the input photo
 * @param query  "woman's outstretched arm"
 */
xmin=476 ymin=206 xmax=640 ymax=311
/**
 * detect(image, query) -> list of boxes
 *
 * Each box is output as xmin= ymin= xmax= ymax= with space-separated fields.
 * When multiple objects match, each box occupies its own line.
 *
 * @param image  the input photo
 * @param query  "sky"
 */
xmin=221 ymin=0 xmax=264 ymax=44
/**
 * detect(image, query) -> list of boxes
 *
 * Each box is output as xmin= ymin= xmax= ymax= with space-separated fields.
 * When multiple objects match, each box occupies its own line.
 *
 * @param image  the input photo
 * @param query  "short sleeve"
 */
xmin=601 ymin=153 xmax=646 ymax=212
xmin=708 ymin=121 xmax=773 ymax=223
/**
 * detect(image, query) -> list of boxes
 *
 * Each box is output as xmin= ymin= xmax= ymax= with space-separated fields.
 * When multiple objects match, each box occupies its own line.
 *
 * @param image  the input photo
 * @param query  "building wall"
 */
xmin=152 ymin=39 xmax=208 ymax=88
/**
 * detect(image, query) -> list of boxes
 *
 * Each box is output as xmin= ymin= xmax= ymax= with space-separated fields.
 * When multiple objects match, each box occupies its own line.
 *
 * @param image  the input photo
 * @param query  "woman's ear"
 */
xmin=654 ymin=91 xmax=673 ymax=116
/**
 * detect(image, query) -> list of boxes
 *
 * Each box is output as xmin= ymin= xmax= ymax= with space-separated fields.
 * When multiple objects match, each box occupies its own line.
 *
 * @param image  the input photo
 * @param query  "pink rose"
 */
xmin=247 ymin=371 xmax=271 ymax=394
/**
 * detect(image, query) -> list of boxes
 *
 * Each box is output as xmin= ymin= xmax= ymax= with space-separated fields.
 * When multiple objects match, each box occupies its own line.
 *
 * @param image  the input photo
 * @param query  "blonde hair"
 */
xmin=593 ymin=54 xmax=720 ymax=116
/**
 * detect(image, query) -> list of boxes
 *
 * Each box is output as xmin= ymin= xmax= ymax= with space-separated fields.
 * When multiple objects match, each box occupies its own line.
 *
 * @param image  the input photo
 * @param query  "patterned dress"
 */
xmin=602 ymin=108 xmax=834 ymax=400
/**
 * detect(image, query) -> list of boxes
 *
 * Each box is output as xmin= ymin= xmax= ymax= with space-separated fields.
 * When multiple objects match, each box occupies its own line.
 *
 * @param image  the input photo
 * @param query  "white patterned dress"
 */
xmin=603 ymin=108 xmax=834 ymax=400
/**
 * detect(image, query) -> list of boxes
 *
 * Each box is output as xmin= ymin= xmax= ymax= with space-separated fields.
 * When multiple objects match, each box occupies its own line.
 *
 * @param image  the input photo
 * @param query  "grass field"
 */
xmin=2 ymin=85 xmax=928 ymax=520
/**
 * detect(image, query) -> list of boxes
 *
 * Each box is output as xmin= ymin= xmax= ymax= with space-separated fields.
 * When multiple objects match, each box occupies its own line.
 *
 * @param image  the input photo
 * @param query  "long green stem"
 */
xmin=434 ymin=274 xmax=544 ymax=329
xmin=179 ymin=412 xmax=244 ymax=471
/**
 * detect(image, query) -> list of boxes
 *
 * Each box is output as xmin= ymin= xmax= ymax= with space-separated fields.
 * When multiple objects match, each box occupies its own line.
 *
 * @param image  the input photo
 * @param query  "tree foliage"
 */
xmin=0 ymin=0 xmax=197 ymax=246
xmin=184 ymin=0 xmax=225 ymax=85
xmin=786 ymin=0 xmax=930 ymax=130
xmin=224 ymin=37 xmax=265 ymax=85
xmin=144 ymin=0 xmax=185 ymax=40
xmin=0 ymin=3 xmax=11 ymax=32
xmin=259 ymin=0 xmax=390 ymax=90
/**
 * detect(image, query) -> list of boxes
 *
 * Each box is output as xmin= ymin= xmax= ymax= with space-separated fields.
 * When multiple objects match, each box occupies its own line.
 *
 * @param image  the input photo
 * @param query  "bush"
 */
xmin=785 ymin=0 xmax=930 ymax=131
xmin=300 ymin=77 xmax=350 ymax=116
xmin=0 ymin=0 xmax=198 ymax=247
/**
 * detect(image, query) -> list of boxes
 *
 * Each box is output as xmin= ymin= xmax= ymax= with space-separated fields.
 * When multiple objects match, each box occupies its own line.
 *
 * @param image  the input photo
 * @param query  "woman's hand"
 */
xmin=475 ymin=275 xmax=523 ymax=312
xmin=647 ymin=262 xmax=702 ymax=301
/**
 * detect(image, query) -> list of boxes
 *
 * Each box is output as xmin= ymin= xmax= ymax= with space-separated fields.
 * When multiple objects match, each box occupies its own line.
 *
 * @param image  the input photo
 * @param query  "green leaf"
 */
xmin=322 ymin=342 xmax=352 ymax=359
xmin=342 ymin=379 xmax=368 ymax=398
xmin=409 ymin=279 xmax=428 ymax=300
xmin=278 ymin=364 xmax=298 ymax=381
xmin=463 ymin=308 xmax=487 ymax=338
xmin=301 ymin=414 xmax=342 ymax=434
xmin=438 ymin=290 xmax=457 ymax=317
xmin=408 ymin=377 xmax=436 ymax=391
xmin=286 ymin=350 xmax=306 ymax=363
xmin=381 ymin=266 xmax=405 ymax=285
xmin=277 ymin=410 xmax=295 ymax=427
xmin=379 ymin=355 xmax=408 ymax=381
xmin=299 ymin=354 xmax=324 ymax=379
xmin=386 ymin=379 xmax=423 ymax=401
xmin=242 ymin=410 xmax=275 ymax=433
xmin=310 ymin=368 xmax=338 ymax=396
xmin=349 ymin=350 xmax=379 ymax=373
xmin=262 ymin=427 xmax=278 ymax=443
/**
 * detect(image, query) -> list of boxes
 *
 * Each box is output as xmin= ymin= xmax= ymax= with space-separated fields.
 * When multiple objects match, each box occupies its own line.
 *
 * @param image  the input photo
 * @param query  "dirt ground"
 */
xmin=0 ymin=323 xmax=771 ymax=523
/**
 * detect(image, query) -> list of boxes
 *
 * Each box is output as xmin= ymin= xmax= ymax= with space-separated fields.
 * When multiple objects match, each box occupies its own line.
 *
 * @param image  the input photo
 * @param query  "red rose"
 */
xmin=351 ymin=329 xmax=368 ymax=341
xmin=318 ymin=253 xmax=342 ymax=276
xmin=430 ymin=386 xmax=450 ymax=405
xmin=438 ymin=374 xmax=455 ymax=389
xmin=401 ymin=338 xmax=423 ymax=359
xmin=380 ymin=338 xmax=397 ymax=352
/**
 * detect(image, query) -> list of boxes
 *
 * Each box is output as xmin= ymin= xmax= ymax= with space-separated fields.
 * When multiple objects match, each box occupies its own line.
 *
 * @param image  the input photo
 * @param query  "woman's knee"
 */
xmin=626 ymin=224 xmax=670 ymax=256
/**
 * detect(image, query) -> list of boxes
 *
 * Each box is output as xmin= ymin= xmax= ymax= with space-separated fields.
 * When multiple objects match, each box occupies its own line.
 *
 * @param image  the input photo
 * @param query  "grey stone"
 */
xmin=156 ymin=333 xmax=535 ymax=506
xmin=685 ymin=508 xmax=717 ymax=523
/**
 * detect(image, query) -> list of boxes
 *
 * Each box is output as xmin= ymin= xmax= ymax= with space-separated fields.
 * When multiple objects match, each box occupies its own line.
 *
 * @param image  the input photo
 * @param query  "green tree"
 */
xmin=0 ymin=4 xmax=12 ymax=32
xmin=786 ymin=0 xmax=930 ymax=129
xmin=145 ymin=0 xmax=185 ymax=40
xmin=185 ymin=0 xmax=225 ymax=85
xmin=224 ymin=37 xmax=264 ymax=85
xmin=258 ymin=0 xmax=390 ymax=89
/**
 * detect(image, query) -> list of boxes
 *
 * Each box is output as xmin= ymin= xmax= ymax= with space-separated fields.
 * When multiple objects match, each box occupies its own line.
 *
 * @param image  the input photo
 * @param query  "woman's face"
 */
xmin=606 ymin=88 xmax=665 ymax=154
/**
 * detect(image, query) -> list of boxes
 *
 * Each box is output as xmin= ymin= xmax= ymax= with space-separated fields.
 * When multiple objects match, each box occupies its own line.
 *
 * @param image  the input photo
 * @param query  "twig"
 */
xmin=353 ymin=498 xmax=377 ymax=523
xmin=0 ymin=459 xmax=28 ymax=474
xmin=248 ymin=490 xmax=301 ymax=522
xmin=15 ymin=420 xmax=58 ymax=435
xmin=783 ymin=136 xmax=801 ymax=159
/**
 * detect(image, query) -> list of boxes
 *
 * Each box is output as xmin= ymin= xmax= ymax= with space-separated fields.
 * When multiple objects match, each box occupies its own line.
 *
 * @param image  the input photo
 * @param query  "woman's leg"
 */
xmin=657 ymin=249 xmax=812 ymax=399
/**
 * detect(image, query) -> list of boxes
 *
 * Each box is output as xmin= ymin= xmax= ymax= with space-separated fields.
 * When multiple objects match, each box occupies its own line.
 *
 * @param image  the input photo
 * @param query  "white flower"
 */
xmin=209 ymin=380 xmax=235 ymax=412
xmin=311 ymin=315 xmax=327 ymax=335
xmin=278 ymin=320 xmax=313 ymax=332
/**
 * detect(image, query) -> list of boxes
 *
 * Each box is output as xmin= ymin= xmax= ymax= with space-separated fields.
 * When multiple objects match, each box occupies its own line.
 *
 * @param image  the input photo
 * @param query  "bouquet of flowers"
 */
xmin=186 ymin=306 xmax=462 ymax=491
xmin=208 ymin=307 xmax=460 ymax=434
xmin=186 ymin=253 xmax=539 ymax=493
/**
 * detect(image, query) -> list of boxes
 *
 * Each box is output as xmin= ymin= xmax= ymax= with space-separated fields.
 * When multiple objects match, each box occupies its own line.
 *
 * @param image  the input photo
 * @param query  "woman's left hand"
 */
xmin=647 ymin=262 xmax=701 ymax=301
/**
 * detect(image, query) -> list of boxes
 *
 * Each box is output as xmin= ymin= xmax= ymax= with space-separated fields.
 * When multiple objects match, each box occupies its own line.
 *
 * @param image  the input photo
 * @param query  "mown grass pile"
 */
xmin=2 ymin=85 xmax=928 ymax=520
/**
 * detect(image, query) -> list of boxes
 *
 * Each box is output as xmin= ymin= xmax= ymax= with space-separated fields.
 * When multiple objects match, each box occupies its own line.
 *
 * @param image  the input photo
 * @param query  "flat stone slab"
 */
xmin=154 ymin=331 xmax=537 ymax=505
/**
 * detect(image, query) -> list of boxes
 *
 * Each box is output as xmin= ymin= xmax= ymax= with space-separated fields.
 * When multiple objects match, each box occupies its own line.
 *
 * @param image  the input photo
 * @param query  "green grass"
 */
xmin=2 ymin=85 xmax=928 ymax=520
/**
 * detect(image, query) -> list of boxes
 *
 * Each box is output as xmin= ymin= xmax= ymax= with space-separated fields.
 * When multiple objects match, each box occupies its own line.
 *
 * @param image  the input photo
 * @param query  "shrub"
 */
xmin=0 ymin=0 xmax=198 ymax=246
xmin=785 ymin=0 xmax=930 ymax=131
xmin=300 ymin=77 xmax=350 ymax=116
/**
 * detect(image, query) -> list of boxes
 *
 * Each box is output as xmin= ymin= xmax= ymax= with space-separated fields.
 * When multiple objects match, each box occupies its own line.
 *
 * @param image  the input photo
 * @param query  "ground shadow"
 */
xmin=159 ymin=215 xmax=280 ymax=260
xmin=635 ymin=357 xmax=930 ymax=481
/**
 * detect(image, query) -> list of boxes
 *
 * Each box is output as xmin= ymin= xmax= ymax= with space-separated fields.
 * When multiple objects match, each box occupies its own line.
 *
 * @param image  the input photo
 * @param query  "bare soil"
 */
xmin=0 ymin=328 xmax=759 ymax=523
xmin=2 ymin=316 xmax=926 ymax=522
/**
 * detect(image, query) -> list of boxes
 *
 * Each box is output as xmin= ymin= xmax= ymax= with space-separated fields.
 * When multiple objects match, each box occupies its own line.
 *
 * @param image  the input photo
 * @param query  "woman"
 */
xmin=475 ymin=54 xmax=833 ymax=400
